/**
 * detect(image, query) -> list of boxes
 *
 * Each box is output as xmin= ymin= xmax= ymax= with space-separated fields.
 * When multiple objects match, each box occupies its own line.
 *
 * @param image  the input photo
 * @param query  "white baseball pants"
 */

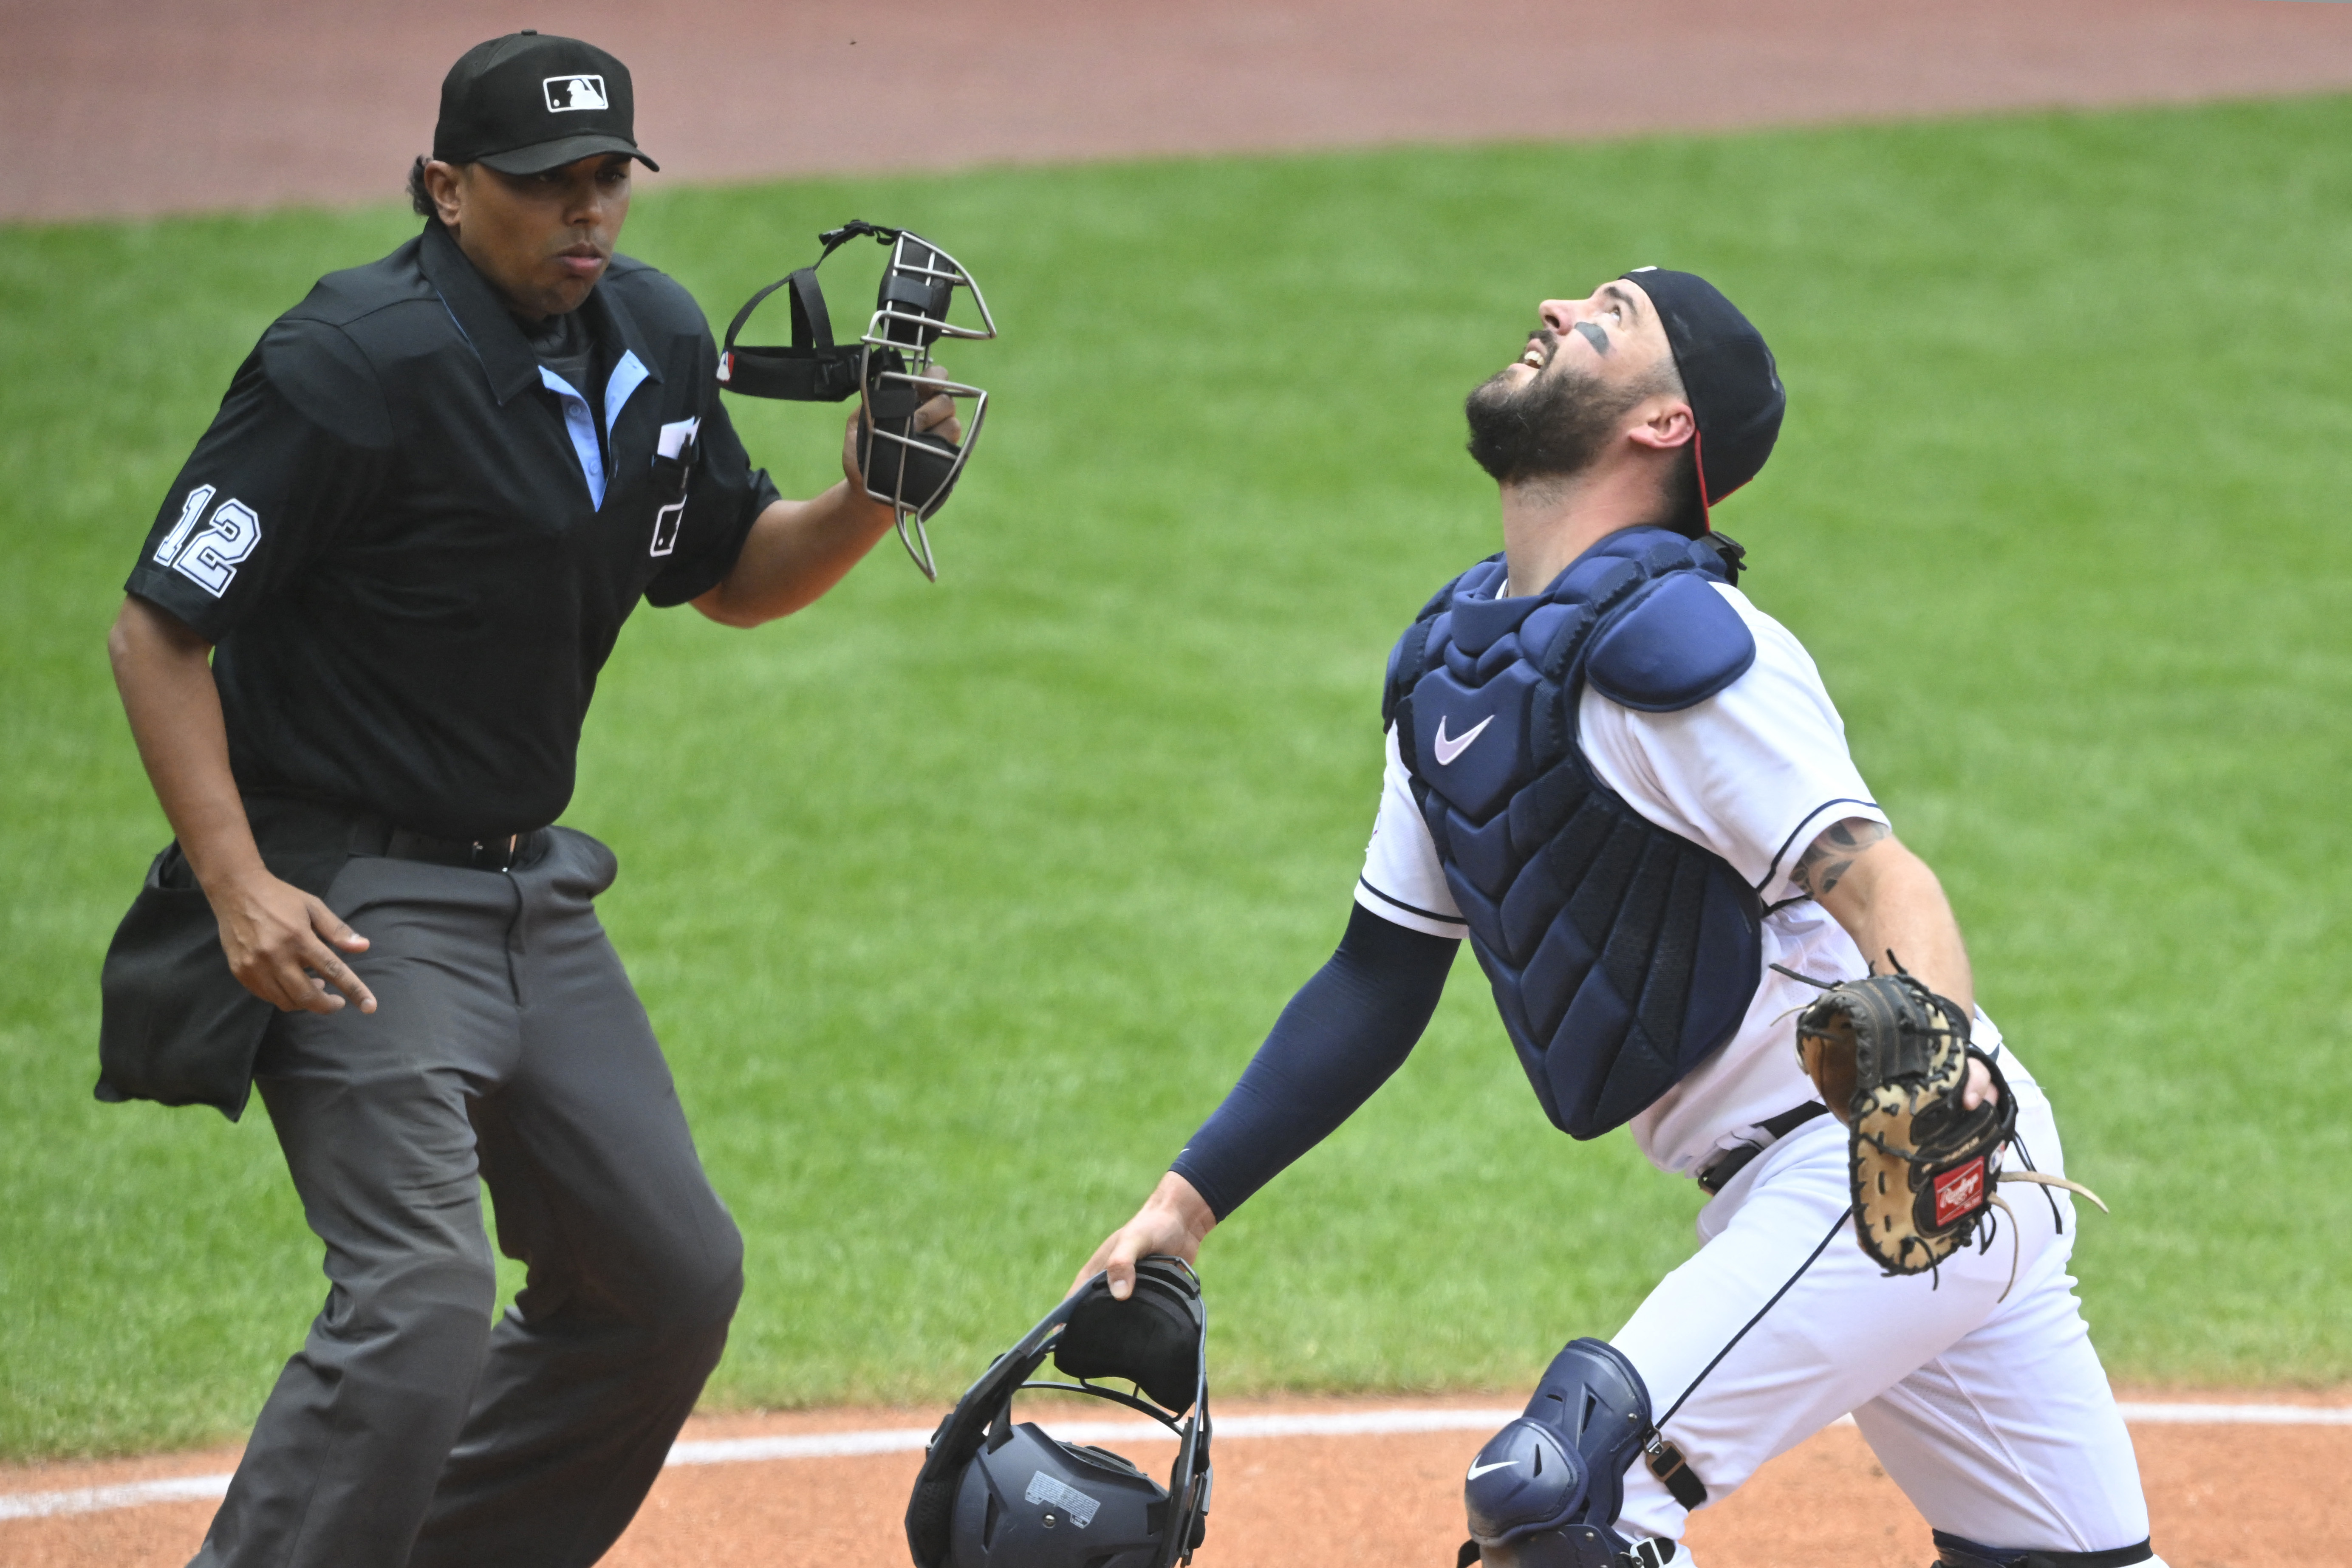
xmin=1611 ymin=1053 xmax=2156 ymax=1560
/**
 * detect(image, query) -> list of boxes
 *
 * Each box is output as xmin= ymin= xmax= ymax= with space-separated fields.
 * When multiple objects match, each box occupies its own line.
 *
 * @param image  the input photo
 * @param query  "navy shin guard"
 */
xmin=1459 ymin=1339 xmax=1663 ymax=1567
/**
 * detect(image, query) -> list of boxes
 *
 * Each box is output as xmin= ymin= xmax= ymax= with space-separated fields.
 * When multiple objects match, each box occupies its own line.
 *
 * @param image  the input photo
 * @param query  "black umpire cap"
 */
xmin=1621 ymin=267 xmax=1782 ymax=523
xmin=433 ymin=31 xmax=660 ymax=175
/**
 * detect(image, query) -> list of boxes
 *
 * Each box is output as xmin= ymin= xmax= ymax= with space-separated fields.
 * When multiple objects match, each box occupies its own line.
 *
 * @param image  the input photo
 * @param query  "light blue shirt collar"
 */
xmin=538 ymin=349 xmax=651 ymax=510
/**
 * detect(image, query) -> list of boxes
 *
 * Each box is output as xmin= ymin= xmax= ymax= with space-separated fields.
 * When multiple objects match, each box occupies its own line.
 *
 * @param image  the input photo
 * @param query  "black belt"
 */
xmin=369 ymin=825 xmax=550 ymax=872
xmin=239 ymin=794 xmax=551 ymax=873
xmin=1694 ymin=1101 xmax=1829 ymax=1195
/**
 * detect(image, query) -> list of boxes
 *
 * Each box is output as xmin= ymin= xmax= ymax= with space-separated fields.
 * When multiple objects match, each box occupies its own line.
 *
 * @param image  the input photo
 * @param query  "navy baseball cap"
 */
xmin=433 ymin=32 xmax=659 ymax=175
xmin=1621 ymin=267 xmax=1782 ymax=522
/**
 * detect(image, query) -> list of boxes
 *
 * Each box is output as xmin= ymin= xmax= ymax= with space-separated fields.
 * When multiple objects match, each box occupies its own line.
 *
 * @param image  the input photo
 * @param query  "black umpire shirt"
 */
xmin=124 ymin=221 xmax=780 ymax=842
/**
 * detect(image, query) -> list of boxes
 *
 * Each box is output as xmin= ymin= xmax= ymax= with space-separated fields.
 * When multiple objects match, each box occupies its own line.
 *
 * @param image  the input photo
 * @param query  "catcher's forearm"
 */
xmin=1168 ymin=902 xmax=1456 ymax=1219
xmin=1813 ymin=835 xmax=1974 ymax=1015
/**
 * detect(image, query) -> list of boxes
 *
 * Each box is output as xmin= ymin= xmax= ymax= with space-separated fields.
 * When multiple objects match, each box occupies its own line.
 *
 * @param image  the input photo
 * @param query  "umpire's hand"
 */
xmin=1073 ymin=1172 xmax=1217 ymax=1301
xmin=210 ymin=867 xmax=377 ymax=1015
xmin=107 ymin=593 xmax=378 ymax=1017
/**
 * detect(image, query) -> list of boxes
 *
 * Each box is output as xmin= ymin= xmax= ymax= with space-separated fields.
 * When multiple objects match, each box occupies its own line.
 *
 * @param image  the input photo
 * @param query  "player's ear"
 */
xmin=1625 ymin=400 xmax=1696 ymax=452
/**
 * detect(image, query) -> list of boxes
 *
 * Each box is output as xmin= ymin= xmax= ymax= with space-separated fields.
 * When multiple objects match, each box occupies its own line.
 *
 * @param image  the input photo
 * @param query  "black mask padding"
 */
xmin=1052 ymin=1260 xmax=1204 ymax=1414
xmin=857 ymin=235 xmax=963 ymax=512
xmin=876 ymin=235 xmax=955 ymax=350
xmin=857 ymin=391 xmax=961 ymax=513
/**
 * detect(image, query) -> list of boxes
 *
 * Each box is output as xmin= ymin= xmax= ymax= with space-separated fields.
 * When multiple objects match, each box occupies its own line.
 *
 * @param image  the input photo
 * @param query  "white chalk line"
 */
xmin=5 ymin=1402 xmax=2345 ymax=1523
xmin=3 ymin=1472 xmax=235 ymax=1522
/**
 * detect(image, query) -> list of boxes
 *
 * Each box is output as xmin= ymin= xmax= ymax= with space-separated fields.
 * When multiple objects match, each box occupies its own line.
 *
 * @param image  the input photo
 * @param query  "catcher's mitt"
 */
xmin=1794 ymin=972 xmax=2021 ymax=1280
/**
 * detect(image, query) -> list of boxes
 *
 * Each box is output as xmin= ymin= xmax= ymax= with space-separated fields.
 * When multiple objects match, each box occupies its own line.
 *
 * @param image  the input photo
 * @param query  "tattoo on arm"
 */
xmin=1792 ymin=817 xmax=1890 ymax=899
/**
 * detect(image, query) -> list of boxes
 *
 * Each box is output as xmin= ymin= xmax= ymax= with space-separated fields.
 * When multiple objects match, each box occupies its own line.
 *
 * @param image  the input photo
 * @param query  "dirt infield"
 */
xmin=6 ymin=1392 xmax=2346 ymax=1566
xmin=9 ymin=0 xmax=2352 ymax=221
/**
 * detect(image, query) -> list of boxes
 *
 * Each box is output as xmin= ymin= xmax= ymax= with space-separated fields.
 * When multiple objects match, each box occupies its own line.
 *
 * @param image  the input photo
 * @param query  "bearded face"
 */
xmin=1463 ymin=334 xmax=1651 ymax=486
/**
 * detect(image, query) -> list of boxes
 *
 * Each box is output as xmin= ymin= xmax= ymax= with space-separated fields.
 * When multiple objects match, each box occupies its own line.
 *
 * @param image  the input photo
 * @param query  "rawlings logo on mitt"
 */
xmin=1794 ymin=971 xmax=2017 ymax=1278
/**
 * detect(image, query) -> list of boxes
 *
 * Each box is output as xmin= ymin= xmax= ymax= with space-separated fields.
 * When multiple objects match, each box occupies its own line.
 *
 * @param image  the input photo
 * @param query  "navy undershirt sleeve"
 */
xmin=1169 ymin=901 xmax=1459 ymax=1220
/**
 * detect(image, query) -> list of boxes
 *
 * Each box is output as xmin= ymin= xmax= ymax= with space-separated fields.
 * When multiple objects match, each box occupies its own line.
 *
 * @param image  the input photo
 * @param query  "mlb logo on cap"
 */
xmin=544 ymin=74 xmax=609 ymax=113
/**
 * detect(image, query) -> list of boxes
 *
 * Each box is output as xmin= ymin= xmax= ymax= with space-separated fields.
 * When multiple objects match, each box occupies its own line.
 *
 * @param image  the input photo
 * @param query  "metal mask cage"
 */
xmin=716 ymin=222 xmax=997 ymax=581
xmin=856 ymin=229 xmax=998 ymax=579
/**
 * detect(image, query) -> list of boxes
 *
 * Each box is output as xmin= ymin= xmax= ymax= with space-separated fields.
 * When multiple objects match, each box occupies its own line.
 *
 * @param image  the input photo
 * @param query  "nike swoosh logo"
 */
xmin=1466 ymin=1459 xmax=1518 ymax=1480
xmin=1432 ymin=714 xmax=1494 ymax=766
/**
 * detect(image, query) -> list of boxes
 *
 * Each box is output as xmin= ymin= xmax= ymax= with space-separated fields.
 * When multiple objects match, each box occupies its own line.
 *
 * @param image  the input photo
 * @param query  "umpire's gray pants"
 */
xmin=190 ymin=828 xmax=744 ymax=1568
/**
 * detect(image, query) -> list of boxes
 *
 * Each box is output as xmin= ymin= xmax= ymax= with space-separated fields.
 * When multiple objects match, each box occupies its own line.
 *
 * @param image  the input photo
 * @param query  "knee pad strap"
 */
xmin=1456 ymin=1533 xmax=1685 ymax=1568
xmin=1932 ymin=1531 xmax=2155 ymax=1568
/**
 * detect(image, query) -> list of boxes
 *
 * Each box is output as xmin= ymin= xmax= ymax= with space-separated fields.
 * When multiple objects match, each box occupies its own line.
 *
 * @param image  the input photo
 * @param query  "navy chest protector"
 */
xmin=1383 ymin=526 xmax=1766 ymax=1139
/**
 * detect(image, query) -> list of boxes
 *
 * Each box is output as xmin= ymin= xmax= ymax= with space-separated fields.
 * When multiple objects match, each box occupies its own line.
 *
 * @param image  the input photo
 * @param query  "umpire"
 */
xmin=99 ymin=33 xmax=952 ymax=1568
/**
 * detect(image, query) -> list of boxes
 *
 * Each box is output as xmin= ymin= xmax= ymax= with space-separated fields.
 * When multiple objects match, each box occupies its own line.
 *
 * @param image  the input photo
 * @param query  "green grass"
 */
xmin=5 ymin=93 xmax=2350 ymax=1461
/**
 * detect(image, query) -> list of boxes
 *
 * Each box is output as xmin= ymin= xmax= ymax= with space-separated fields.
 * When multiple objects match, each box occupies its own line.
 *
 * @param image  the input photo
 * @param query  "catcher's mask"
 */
xmin=717 ymin=219 xmax=996 ymax=580
xmin=907 ymin=1257 xmax=1211 ymax=1568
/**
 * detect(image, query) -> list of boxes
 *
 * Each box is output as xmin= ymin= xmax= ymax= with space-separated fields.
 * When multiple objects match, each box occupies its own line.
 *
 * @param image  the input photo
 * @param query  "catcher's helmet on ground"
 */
xmin=906 ymin=1257 xmax=1211 ymax=1568
xmin=717 ymin=218 xmax=996 ymax=579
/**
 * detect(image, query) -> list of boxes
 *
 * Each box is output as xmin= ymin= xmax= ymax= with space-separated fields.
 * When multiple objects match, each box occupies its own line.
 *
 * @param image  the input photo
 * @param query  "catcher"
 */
xmin=1078 ymin=271 xmax=2160 ymax=1568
